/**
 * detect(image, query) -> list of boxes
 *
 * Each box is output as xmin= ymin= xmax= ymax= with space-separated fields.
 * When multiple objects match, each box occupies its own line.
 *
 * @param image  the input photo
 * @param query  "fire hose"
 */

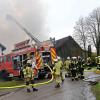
xmin=0 ymin=64 xmax=54 ymax=89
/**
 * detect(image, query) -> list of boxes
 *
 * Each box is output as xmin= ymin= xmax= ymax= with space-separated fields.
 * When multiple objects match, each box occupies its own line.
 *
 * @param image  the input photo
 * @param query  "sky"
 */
xmin=0 ymin=0 xmax=100 ymax=53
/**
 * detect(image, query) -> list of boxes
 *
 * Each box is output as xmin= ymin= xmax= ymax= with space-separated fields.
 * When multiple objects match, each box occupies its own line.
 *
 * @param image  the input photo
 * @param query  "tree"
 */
xmin=86 ymin=7 xmax=100 ymax=56
xmin=73 ymin=17 xmax=87 ymax=59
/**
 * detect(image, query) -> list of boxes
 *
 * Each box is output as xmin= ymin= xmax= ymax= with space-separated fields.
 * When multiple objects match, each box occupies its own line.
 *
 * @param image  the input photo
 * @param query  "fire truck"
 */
xmin=0 ymin=15 xmax=57 ymax=78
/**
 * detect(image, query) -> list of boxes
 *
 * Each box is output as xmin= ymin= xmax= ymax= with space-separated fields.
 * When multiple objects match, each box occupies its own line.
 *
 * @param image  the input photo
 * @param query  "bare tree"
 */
xmin=73 ymin=17 xmax=87 ymax=59
xmin=86 ymin=7 xmax=100 ymax=56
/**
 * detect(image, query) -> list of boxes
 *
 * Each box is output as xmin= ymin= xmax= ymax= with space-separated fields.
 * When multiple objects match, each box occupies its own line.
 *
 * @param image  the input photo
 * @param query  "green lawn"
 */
xmin=92 ymin=83 xmax=100 ymax=100
xmin=0 ymin=80 xmax=24 ymax=87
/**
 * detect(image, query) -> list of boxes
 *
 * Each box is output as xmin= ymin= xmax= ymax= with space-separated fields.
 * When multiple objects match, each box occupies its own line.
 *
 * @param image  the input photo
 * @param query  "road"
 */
xmin=0 ymin=71 xmax=99 ymax=100
xmin=0 ymin=77 xmax=95 ymax=100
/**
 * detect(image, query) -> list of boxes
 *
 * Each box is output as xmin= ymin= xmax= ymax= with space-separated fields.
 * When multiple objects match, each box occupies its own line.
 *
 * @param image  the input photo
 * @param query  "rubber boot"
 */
xmin=55 ymin=83 xmax=60 ymax=88
xmin=32 ymin=87 xmax=38 ymax=92
xmin=27 ymin=89 xmax=31 ymax=93
xmin=71 ymin=77 xmax=74 ymax=81
xmin=62 ymin=79 xmax=64 ymax=84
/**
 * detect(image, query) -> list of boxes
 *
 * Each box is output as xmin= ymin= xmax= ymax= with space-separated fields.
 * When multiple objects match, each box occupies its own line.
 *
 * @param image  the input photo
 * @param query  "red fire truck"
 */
xmin=0 ymin=15 xmax=57 ymax=78
xmin=0 ymin=39 xmax=57 ymax=78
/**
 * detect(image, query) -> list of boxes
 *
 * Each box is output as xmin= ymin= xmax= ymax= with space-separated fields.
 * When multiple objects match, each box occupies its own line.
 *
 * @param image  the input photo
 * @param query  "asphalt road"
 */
xmin=1 ymin=71 xmax=99 ymax=100
xmin=0 ymin=78 xmax=89 ymax=100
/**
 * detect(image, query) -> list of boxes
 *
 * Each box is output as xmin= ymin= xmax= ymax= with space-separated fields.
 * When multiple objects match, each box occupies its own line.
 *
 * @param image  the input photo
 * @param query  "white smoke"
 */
xmin=0 ymin=0 xmax=48 ymax=53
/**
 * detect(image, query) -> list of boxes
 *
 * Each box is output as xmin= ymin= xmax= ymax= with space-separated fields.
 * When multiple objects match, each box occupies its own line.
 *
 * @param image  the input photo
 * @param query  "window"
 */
xmin=42 ymin=52 xmax=50 ymax=56
xmin=3 ymin=56 xmax=6 ymax=62
xmin=0 ymin=57 xmax=3 ymax=63
xmin=6 ymin=56 xmax=11 ymax=62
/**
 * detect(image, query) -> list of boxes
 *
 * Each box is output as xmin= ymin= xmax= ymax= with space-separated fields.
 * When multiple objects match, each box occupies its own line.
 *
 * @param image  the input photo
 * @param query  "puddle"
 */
xmin=83 ymin=82 xmax=96 ymax=100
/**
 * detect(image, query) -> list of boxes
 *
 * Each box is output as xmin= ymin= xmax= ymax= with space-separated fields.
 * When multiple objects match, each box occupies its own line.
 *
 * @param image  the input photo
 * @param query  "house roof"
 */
xmin=55 ymin=36 xmax=82 ymax=50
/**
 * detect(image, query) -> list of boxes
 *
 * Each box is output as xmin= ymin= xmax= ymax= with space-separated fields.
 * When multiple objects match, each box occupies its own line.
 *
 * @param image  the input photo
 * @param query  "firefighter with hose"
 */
xmin=52 ymin=58 xmax=62 ymax=88
xmin=23 ymin=54 xmax=38 ymax=93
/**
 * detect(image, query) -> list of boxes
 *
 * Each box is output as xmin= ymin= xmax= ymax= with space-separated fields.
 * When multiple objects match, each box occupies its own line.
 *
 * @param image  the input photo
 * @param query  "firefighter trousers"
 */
xmin=25 ymin=78 xmax=35 ymax=89
xmin=54 ymin=74 xmax=61 ymax=85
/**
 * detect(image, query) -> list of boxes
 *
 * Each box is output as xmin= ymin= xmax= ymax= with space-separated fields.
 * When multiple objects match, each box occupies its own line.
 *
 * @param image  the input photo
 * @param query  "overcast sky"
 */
xmin=0 ymin=0 xmax=100 ymax=53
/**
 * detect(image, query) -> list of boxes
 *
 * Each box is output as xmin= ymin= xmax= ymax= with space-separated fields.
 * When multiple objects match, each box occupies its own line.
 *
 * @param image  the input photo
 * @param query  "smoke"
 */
xmin=0 ymin=0 xmax=48 ymax=53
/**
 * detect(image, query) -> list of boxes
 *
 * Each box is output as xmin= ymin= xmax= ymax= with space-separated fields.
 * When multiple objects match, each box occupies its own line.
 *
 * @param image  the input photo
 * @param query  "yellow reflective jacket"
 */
xmin=23 ymin=66 xmax=34 ymax=78
xmin=98 ymin=58 xmax=100 ymax=64
xmin=53 ymin=62 xmax=61 ymax=75
xmin=64 ymin=60 xmax=71 ymax=70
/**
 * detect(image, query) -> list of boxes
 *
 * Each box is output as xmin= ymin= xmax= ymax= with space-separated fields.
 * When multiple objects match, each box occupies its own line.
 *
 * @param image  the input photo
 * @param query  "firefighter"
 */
xmin=97 ymin=56 xmax=100 ymax=70
xmin=87 ymin=57 xmax=91 ymax=67
xmin=77 ymin=56 xmax=84 ymax=79
xmin=57 ymin=57 xmax=65 ymax=82
xmin=70 ymin=57 xmax=78 ymax=81
xmin=64 ymin=57 xmax=71 ymax=77
xmin=23 ymin=59 xmax=38 ymax=92
xmin=53 ymin=58 xmax=62 ymax=88
xmin=95 ymin=57 xmax=98 ymax=67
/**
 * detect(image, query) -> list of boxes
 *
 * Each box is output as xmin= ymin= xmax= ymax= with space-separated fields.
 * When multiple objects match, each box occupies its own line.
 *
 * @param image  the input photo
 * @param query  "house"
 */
xmin=55 ymin=36 xmax=84 ymax=59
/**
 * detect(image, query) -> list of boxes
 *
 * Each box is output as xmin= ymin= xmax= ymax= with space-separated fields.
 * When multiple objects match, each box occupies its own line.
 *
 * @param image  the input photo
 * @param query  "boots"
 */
xmin=27 ymin=89 xmax=31 ymax=93
xmin=55 ymin=83 xmax=60 ymax=88
xmin=32 ymin=87 xmax=38 ymax=92
xmin=62 ymin=79 xmax=64 ymax=84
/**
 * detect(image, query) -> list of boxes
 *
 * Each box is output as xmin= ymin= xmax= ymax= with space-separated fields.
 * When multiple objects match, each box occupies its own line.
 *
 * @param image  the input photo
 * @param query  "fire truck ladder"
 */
xmin=6 ymin=14 xmax=41 ymax=47
xmin=7 ymin=14 xmax=43 ymax=71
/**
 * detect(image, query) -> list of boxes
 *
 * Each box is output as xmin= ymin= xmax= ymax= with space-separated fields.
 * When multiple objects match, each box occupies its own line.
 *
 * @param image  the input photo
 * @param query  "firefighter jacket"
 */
xmin=53 ymin=62 xmax=61 ymax=75
xmin=87 ymin=57 xmax=91 ymax=64
xmin=64 ymin=60 xmax=71 ymax=71
xmin=98 ymin=57 xmax=100 ymax=64
xmin=23 ymin=66 xmax=34 ymax=78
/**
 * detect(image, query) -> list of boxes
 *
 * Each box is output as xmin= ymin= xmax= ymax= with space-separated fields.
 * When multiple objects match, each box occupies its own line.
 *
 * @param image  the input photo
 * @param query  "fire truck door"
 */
xmin=12 ymin=56 xmax=20 ymax=70
xmin=22 ymin=54 xmax=27 ymax=66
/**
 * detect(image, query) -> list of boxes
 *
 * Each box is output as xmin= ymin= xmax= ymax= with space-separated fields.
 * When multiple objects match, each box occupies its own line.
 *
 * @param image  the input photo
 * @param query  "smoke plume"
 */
xmin=0 ymin=0 xmax=48 ymax=53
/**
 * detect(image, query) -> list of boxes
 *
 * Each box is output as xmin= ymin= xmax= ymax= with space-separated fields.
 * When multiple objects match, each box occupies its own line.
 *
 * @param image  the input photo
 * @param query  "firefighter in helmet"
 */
xmin=70 ymin=57 xmax=78 ymax=81
xmin=53 ymin=58 xmax=62 ymax=88
xmin=23 ymin=55 xmax=38 ymax=92
xmin=77 ymin=56 xmax=84 ymax=79
xmin=64 ymin=57 xmax=71 ymax=77
xmin=95 ymin=57 xmax=98 ymax=67
xmin=57 ymin=56 xmax=65 ymax=83
xmin=97 ymin=56 xmax=100 ymax=70
xmin=86 ymin=57 xmax=91 ymax=67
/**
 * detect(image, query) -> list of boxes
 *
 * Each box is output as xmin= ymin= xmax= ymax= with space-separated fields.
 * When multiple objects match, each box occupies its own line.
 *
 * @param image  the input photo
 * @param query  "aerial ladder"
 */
xmin=7 ymin=15 xmax=57 ymax=78
xmin=6 ymin=14 xmax=43 ymax=75
xmin=6 ymin=14 xmax=41 ymax=47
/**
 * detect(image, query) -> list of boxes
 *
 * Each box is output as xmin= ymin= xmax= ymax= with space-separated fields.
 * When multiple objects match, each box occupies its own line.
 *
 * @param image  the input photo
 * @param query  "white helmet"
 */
xmin=57 ymin=56 xmax=61 ymax=60
xmin=67 ymin=57 xmax=70 ymax=60
xmin=27 ymin=60 xmax=32 ymax=64
xmin=54 ymin=59 xmax=58 ymax=62
xmin=72 ymin=57 xmax=77 ymax=60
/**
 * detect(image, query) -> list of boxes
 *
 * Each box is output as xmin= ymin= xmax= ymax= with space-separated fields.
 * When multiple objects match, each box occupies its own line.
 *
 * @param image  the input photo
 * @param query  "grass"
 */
xmin=92 ymin=83 xmax=100 ymax=100
xmin=0 ymin=80 xmax=24 ymax=87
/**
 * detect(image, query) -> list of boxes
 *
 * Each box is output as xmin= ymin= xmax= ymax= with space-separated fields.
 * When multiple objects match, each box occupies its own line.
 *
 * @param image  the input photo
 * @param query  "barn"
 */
xmin=55 ymin=36 xmax=84 ymax=59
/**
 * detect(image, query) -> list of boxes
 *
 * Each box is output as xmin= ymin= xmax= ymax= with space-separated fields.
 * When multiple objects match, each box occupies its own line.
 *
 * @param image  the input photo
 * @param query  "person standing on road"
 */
xmin=77 ymin=56 xmax=84 ymax=79
xmin=97 ymin=56 xmax=100 ymax=69
xmin=53 ymin=58 xmax=62 ymax=88
xmin=23 ymin=58 xmax=38 ymax=93
xmin=70 ymin=57 xmax=78 ymax=81
xmin=86 ymin=57 xmax=91 ymax=67
xmin=57 ymin=57 xmax=65 ymax=83
xmin=64 ymin=57 xmax=71 ymax=77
